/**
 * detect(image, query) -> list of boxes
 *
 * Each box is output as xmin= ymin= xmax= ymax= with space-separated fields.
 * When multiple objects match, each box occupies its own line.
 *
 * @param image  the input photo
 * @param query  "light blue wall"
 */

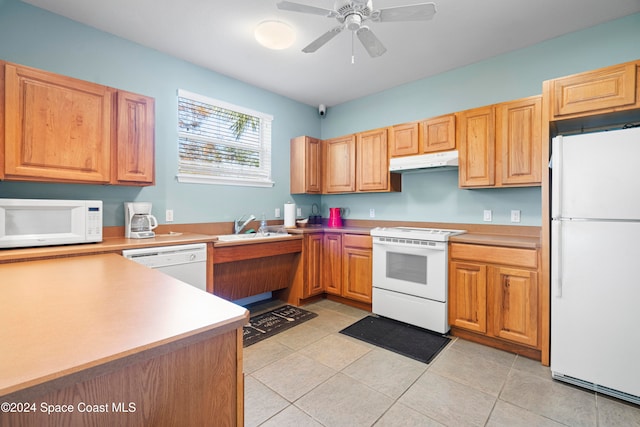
xmin=0 ymin=0 xmax=321 ymax=226
xmin=320 ymin=13 xmax=640 ymax=226
xmin=0 ymin=0 xmax=639 ymax=227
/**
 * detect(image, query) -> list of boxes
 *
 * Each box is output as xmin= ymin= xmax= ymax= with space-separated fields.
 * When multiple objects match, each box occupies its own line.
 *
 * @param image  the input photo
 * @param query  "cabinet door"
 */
xmin=342 ymin=235 xmax=372 ymax=303
xmin=304 ymin=233 xmax=324 ymax=297
xmin=389 ymin=122 xmax=419 ymax=157
xmin=290 ymin=136 xmax=322 ymax=194
xmin=115 ymin=90 xmax=155 ymax=185
xmin=4 ymin=63 xmax=112 ymax=183
xmin=551 ymin=62 xmax=637 ymax=119
xmin=322 ymin=233 xmax=342 ymax=295
xmin=356 ymin=128 xmax=389 ymax=191
xmin=323 ymin=135 xmax=356 ymax=193
xmin=496 ymin=96 xmax=542 ymax=186
xmin=458 ymin=106 xmax=495 ymax=187
xmin=449 ymin=261 xmax=487 ymax=333
xmin=421 ymin=114 xmax=456 ymax=153
xmin=489 ymin=266 xmax=538 ymax=347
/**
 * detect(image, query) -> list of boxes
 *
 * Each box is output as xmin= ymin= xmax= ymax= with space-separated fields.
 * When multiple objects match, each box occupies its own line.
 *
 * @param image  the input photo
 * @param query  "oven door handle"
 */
xmin=372 ymin=241 xmax=446 ymax=252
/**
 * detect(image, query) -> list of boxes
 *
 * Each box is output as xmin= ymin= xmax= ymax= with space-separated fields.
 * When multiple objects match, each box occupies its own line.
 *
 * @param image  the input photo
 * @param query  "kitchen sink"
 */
xmin=216 ymin=232 xmax=292 ymax=242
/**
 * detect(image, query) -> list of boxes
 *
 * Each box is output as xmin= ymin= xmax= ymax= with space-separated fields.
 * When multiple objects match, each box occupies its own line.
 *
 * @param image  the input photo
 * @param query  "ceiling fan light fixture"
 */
xmin=254 ymin=20 xmax=296 ymax=50
xmin=344 ymin=13 xmax=362 ymax=31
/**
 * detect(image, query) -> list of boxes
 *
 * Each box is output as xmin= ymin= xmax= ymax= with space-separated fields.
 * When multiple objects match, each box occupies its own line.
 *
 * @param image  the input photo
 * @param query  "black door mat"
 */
xmin=243 ymin=305 xmax=318 ymax=347
xmin=340 ymin=315 xmax=451 ymax=364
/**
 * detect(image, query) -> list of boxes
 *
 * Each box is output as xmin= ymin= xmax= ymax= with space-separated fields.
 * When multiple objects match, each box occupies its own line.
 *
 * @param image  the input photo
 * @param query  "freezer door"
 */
xmin=551 ymin=220 xmax=640 ymax=397
xmin=552 ymin=127 xmax=640 ymax=220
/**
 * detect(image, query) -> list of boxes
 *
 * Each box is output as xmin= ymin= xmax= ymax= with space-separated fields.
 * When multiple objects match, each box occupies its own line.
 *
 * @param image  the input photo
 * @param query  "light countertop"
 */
xmin=0 ymin=253 xmax=248 ymax=397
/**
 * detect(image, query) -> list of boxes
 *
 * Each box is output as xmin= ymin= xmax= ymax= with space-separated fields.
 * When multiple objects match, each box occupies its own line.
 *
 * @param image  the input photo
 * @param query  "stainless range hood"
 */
xmin=389 ymin=150 xmax=459 ymax=172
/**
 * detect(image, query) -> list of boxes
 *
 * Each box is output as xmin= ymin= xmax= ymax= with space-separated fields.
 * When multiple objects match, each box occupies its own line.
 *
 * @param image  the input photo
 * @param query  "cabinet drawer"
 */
xmin=343 ymin=234 xmax=372 ymax=249
xmin=450 ymin=243 xmax=537 ymax=269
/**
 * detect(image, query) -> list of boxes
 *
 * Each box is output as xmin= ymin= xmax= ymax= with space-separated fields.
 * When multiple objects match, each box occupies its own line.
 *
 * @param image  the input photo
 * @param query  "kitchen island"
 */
xmin=0 ymin=254 xmax=248 ymax=426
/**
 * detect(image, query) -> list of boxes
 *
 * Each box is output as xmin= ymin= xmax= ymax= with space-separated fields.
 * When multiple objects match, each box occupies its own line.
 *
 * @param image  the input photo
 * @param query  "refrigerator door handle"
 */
xmin=552 ymin=220 xmax=562 ymax=298
xmin=551 ymin=136 xmax=562 ymax=219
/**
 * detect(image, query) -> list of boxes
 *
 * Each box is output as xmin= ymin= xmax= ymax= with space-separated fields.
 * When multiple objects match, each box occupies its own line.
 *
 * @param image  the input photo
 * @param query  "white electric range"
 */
xmin=370 ymin=227 xmax=465 ymax=334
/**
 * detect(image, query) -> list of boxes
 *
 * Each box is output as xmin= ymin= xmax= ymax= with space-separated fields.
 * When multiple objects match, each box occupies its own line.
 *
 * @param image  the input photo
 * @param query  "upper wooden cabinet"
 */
xmin=496 ymin=96 xmax=542 ymax=186
xmin=389 ymin=122 xmax=419 ymax=157
xmin=3 ymin=62 xmax=113 ymax=183
xmin=115 ymin=90 xmax=155 ymax=185
xmin=323 ymin=130 xmax=400 ymax=194
xmin=290 ymin=135 xmax=322 ymax=194
xmin=458 ymin=96 xmax=542 ymax=188
xmin=548 ymin=60 xmax=640 ymax=120
xmin=422 ymin=114 xmax=456 ymax=153
xmin=356 ymin=127 xmax=389 ymax=192
xmin=323 ymin=134 xmax=356 ymax=193
xmin=389 ymin=114 xmax=456 ymax=158
xmin=1 ymin=61 xmax=155 ymax=186
xmin=458 ymin=105 xmax=495 ymax=187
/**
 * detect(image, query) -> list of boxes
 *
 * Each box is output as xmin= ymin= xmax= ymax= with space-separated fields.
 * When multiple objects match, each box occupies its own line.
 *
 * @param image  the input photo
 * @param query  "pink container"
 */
xmin=328 ymin=207 xmax=343 ymax=228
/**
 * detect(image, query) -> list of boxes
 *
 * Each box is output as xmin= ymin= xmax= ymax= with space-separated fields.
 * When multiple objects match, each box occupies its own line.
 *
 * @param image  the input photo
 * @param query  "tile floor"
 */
xmin=243 ymin=299 xmax=640 ymax=427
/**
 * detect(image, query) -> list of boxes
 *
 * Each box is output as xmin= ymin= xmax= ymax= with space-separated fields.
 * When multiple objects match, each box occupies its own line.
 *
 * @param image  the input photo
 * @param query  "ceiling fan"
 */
xmin=276 ymin=0 xmax=437 ymax=58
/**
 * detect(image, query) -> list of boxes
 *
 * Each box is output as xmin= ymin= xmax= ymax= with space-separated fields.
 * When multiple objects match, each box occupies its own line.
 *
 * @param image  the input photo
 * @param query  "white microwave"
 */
xmin=0 ymin=198 xmax=103 ymax=249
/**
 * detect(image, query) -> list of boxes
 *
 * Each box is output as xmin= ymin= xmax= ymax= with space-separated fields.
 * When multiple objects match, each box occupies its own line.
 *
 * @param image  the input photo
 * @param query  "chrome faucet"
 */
xmin=234 ymin=214 xmax=256 ymax=234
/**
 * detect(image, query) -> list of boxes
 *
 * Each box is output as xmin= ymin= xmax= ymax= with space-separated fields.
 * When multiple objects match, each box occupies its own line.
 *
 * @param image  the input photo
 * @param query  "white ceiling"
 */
xmin=21 ymin=0 xmax=640 ymax=107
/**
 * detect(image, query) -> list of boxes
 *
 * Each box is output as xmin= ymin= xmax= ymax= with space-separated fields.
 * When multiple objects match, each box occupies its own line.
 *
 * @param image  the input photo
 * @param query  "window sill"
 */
xmin=176 ymin=173 xmax=274 ymax=188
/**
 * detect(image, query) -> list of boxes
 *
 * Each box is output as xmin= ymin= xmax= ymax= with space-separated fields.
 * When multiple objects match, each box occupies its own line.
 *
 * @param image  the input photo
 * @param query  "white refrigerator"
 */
xmin=551 ymin=126 xmax=640 ymax=405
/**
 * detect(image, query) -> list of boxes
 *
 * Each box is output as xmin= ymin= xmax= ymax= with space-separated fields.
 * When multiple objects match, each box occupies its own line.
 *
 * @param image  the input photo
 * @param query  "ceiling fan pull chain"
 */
xmin=351 ymin=31 xmax=355 ymax=64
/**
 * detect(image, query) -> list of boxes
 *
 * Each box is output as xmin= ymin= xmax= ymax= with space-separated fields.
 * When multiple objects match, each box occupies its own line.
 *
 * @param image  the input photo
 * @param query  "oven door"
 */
xmin=372 ymin=238 xmax=447 ymax=302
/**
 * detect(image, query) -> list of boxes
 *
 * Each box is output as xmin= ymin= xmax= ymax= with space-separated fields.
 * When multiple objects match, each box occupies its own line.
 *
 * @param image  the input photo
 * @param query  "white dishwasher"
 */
xmin=122 ymin=243 xmax=207 ymax=292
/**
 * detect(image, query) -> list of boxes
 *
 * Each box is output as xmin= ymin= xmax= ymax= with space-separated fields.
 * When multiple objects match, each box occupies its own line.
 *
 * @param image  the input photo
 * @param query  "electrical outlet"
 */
xmin=511 ymin=209 xmax=521 ymax=223
xmin=275 ymin=208 xmax=281 ymax=218
xmin=483 ymin=209 xmax=492 ymax=222
xmin=297 ymin=207 xmax=302 ymax=217
xmin=166 ymin=209 xmax=174 ymax=222
xmin=369 ymin=208 xmax=375 ymax=218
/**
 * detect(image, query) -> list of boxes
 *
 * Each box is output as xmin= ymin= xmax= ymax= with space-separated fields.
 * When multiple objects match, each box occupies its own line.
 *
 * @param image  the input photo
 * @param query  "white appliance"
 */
xmin=371 ymin=227 xmax=465 ymax=334
xmin=389 ymin=150 xmax=459 ymax=172
xmin=0 ymin=198 xmax=102 ymax=249
xmin=122 ymin=243 xmax=207 ymax=292
xmin=551 ymin=126 xmax=640 ymax=405
xmin=124 ymin=202 xmax=158 ymax=239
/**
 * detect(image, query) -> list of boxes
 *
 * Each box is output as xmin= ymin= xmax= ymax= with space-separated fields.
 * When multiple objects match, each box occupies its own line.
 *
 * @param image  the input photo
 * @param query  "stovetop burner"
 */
xmin=370 ymin=226 xmax=466 ymax=242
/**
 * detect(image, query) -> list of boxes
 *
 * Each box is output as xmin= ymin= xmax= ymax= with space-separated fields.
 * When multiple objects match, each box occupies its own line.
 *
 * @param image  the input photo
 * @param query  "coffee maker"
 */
xmin=124 ymin=202 xmax=158 ymax=238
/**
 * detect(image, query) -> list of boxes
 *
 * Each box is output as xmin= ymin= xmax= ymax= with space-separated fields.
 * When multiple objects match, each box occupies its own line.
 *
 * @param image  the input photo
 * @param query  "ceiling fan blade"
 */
xmin=302 ymin=26 xmax=344 ymax=53
xmin=276 ymin=1 xmax=335 ymax=17
xmin=356 ymin=26 xmax=387 ymax=57
xmin=375 ymin=3 xmax=437 ymax=22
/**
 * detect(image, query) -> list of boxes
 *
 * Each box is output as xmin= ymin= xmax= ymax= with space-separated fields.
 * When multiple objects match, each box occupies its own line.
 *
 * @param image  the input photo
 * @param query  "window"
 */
xmin=177 ymin=89 xmax=274 ymax=187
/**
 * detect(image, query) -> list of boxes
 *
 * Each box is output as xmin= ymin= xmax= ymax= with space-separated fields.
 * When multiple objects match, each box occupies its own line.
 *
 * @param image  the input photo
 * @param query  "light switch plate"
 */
xmin=511 ymin=210 xmax=521 ymax=223
xmin=275 ymin=208 xmax=281 ymax=218
xmin=166 ymin=209 xmax=174 ymax=222
xmin=297 ymin=207 xmax=302 ymax=217
xmin=369 ymin=208 xmax=375 ymax=218
xmin=483 ymin=210 xmax=492 ymax=222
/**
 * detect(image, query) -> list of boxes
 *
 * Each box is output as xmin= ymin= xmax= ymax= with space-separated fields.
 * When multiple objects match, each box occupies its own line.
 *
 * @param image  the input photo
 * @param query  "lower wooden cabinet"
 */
xmin=342 ymin=234 xmax=373 ymax=304
xmin=323 ymin=233 xmax=373 ymax=304
xmin=303 ymin=233 xmax=324 ymax=298
xmin=490 ymin=265 xmax=538 ymax=347
xmin=449 ymin=243 xmax=541 ymax=359
xmin=283 ymin=231 xmax=373 ymax=308
xmin=449 ymin=261 xmax=487 ymax=333
xmin=322 ymin=233 xmax=343 ymax=295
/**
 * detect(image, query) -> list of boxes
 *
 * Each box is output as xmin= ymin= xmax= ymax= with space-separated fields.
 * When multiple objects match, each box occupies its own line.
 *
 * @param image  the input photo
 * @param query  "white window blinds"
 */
xmin=177 ymin=89 xmax=274 ymax=187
